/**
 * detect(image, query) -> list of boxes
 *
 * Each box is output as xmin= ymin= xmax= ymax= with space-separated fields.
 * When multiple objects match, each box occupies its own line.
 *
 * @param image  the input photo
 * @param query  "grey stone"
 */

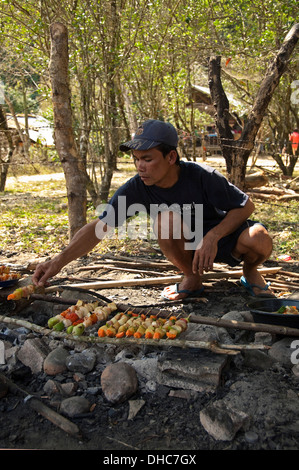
xmin=200 ymin=400 xmax=250 ymax=441
xmin=17 ymin=338 xmax=49 ymax=374
xmin=242 ymin=350 xmax=277 ymax=370
xmin=269 ymin=337 xmax=296 ymax=367
xmin=128 ymin=399 xmax=145 ymax=420
xmin=157 ymin=349 xmax=229 ymax=392
xmin=101 ymin=362 xmax=138 ymax=404
xmin=66 ymin=350 xmax=96 ymax=373
xmin=0 ymin=341 xmax=5 ymax=365
xmin=43 ymin=379 xmax=62 ymax=395
xmin=244 ymin=431 xmax=259 ymax=443
xmin=43 ymin=347 xmax=69 ymax=376
xmin=60 ymin=396 xmax=90 ymax=417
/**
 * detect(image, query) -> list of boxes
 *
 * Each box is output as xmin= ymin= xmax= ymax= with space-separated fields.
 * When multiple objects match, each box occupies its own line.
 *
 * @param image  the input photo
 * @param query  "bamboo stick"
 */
xmin=116 ymin=304 xmax=299 ymax=337
xmin=44 ymin=267 xmax=282 ymax=293
xmin=0 ymin=314 xmax=272 ymax=354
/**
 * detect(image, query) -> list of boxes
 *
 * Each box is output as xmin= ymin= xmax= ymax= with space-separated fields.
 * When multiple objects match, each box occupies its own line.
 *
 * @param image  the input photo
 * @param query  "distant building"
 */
xmin=5 ymin=114 xmax=54 ymax=147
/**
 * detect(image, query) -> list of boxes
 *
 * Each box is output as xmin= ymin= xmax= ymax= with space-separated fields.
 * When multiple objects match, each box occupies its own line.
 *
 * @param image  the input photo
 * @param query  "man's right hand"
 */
xmin=32 ymin=258 xmax=62 ymax=286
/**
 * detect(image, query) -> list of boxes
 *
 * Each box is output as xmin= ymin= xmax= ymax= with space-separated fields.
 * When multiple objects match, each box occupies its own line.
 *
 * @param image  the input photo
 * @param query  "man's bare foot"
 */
xmin=241 ymin=269 xmax=275 ymax=296
xmin=161 ymin=276 xmax=204 ymax=301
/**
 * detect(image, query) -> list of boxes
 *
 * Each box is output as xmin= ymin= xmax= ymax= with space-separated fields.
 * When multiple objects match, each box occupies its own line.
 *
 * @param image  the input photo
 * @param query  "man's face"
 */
xmin=132 ymin=147 xmax=178 ymax=188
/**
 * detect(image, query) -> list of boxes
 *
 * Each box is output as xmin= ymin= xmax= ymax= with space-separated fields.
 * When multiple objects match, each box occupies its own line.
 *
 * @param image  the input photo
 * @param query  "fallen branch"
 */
xmin=0 ymin=372 xmax=81 ymax=437
xmin=101 ymin=254 xmax=175 ymax=269
xmin=280 ymin=271 xmax=299 ymax=279
xmin=78 ymin=264 xmax=171 ymax=277
xmin=44 ymin=267 xmax=282 ymax=292
xmin=278 ymin=194 xmax=299 ymax=201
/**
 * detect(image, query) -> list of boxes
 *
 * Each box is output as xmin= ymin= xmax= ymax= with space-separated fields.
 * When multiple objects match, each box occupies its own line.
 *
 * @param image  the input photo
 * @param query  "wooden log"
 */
xmin=245 ymin=172 xmax=268 ymax=189
xmin=248 ymin=187 xmax=286 ymax=195
xmin=280 ymin=270 xmax=299 ymax=279
xmin=278 ymin=194 xmax=299 ymax=201
xmin=0 ymin=373 xmax=81 ymax=437
xmin=44 ymin=267 xmax=281 ymax=292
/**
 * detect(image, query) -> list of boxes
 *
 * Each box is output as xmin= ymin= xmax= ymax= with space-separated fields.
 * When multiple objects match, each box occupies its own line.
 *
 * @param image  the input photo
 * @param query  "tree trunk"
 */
xmin=49 ymin=22 xmax=87 ymax=240
xmin=208 ymin=23 xmax=299 ymax=190
xmin=0 ymin=105 xmax=15 ymax=191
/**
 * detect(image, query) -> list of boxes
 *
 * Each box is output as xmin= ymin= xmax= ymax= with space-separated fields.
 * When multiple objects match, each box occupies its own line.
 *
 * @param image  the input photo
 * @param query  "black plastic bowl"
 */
xmin=246 ymin=298 xmax=299 ymax=329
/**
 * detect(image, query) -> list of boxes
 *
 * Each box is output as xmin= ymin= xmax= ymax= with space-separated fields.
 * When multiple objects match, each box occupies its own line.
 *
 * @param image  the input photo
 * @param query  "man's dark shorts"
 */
xmin=213 ymin=220 xmax=267 ymax=267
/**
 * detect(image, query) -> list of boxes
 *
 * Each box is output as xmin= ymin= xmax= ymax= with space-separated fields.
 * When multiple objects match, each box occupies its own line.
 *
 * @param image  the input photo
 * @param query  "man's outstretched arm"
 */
xmin=32 ymin=219 xmax=111 ymax=286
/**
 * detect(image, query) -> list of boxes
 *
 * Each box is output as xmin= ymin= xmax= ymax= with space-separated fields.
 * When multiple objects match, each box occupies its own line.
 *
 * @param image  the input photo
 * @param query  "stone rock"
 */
xmin=125 ymin=357 xmax=158 ymax=382
xmin=200 ymin=371 xmax=299 ymax=441
xmin=128 ymin=399 xmax=145 ymax=420
xmin=43 ymin=379 xmax=62 ymax=395
xmin=244 ymin=431 xmax=259 ymax=443
xmin=200 ymin=400 xmax=250 ymax=441
xmin=168 ymin=389 xmax=198 ymax=400
xmin=60 ymin=396 xmax=90 ymax=417
xmin=43 ymin=347 xmax=69 ymax=376
xmin=292 ymin=364 xmax=299 ymax=377
xmin=269 ymin=337 xmax=296 ymax=367
xmin=101 ymin=362 xmax=138 ymax=404
xmin=242 ymin=350 xmax=277 ymax=370
xmin=157 ymin=349 xmax=229 ymax=392
xmin=66 ymin=350 xmax=96 ymax=373
xmin=220 ymin=311 xmax=253 ymax=342
xmin=254 ymin=332 xmax=274 ymax=346
xmin=61 ymin=382 xmax=78 ymax=396
xmin=0 ymin=378 xmax=8 ymax=398
xmin=4 ymin=345 xmax=19 ymax=370
xmin=184 ymin=324 xmax=218 ymax=343
xmin=0 ymin=341 xmax=5 ymax=365
xmin=17 ymin=338 xmax=49 ymax=374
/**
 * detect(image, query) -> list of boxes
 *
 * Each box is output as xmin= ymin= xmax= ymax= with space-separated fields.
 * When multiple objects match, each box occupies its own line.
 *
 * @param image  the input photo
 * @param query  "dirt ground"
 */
xmin=1 ymin=248 xmax=299 ymax=455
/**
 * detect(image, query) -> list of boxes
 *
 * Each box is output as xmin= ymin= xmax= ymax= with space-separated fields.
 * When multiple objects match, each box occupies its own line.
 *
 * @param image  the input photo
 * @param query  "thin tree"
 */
xmin=208 ymin=23 xmax=299 ymax=190
xmin=49 ymin=22 xmax=87 ymax=239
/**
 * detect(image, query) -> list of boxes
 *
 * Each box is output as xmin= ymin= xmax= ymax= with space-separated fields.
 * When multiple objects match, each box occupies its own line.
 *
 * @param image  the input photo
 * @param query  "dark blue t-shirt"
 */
xmin=99 ymin=161 xmax=248 ymax=235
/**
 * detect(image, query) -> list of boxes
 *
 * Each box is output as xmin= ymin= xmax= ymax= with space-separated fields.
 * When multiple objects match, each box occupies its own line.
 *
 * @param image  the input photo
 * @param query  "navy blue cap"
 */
xmin=119 ymin=119 xmax=178 ymax=152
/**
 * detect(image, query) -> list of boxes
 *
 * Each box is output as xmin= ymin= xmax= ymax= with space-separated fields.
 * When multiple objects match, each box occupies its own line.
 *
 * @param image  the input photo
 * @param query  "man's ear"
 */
xmin=168 ymin=149 xmax=178 ymax=165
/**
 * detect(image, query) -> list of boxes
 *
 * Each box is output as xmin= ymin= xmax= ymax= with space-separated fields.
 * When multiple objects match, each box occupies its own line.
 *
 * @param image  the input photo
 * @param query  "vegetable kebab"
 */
xmin=98 ymin=312 xmax=188 ymax=340
xmin=0 ymin=266 xmax=21 ymax=282
xmin=47 ymin=300 xmax=117 ymax=336
xmin=7 ymin=284 xmax=38 ymax=300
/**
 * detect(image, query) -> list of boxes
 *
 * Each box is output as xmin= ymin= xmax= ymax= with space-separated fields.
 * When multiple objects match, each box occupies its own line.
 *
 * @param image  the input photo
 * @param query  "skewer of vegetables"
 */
xmin=7 ymin=284 xmax=36 ymax=300
xmin=0 ymin=266 xmax=21 ymax=282
xmin=70 ymin=302 xmax=117 ymax=335
xmin=47 ymin=300 xmax=117 ymax=335
xmin=0 ymin=266 xmax=10 ymax=275
xmin=96 ymin=310 xmax=189 ymax=341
